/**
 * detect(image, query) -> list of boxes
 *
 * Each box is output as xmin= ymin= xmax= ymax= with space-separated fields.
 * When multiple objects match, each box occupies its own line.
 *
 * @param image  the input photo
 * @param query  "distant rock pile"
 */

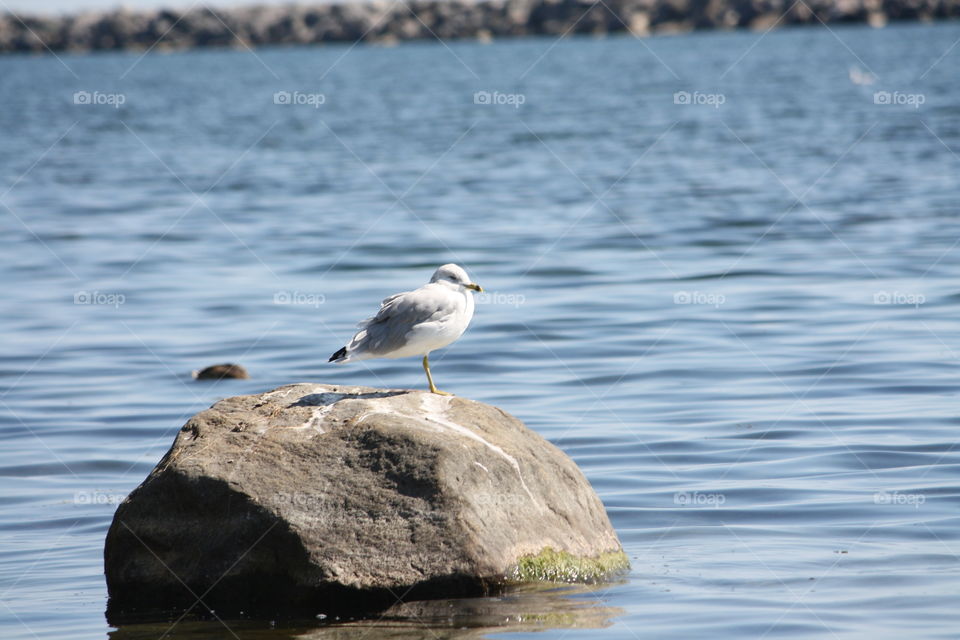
xmin=2 ymin=0 xmax=958 ymax=54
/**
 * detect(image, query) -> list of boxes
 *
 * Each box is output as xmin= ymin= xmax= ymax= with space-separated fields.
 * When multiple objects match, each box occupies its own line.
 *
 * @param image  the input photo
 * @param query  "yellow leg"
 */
xmin=422 ymin=354 xmax=452 ymax=395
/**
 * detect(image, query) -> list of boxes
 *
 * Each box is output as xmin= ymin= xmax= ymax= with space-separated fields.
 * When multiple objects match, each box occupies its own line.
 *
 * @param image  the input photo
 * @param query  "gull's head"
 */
xmin=431 ymin=263 xmax=483 ymax=293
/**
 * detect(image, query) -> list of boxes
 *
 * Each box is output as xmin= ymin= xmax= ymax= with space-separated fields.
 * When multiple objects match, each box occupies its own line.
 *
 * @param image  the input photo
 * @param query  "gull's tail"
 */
xmin=328 ymin=346 xmax=348 ymax=363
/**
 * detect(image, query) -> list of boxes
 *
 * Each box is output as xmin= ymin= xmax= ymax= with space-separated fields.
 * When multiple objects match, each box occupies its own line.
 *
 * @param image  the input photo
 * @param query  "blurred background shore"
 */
xmin=1 ymin=0 xmax=958 ymax=54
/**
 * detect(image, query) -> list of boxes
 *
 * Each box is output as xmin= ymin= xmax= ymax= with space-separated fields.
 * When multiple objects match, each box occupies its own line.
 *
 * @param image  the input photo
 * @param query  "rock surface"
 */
xmin=104 ymin=383 xmax=627 ymax=623
xmin=2 ymin=0 xmax=959 ymax=54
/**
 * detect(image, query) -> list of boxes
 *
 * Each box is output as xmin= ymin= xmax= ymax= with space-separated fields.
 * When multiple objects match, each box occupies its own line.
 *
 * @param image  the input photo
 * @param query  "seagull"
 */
xmin=849 ymin=66 xmax=876 ymax=86
xmin=329 ymin=264 xmax=483 ymax=395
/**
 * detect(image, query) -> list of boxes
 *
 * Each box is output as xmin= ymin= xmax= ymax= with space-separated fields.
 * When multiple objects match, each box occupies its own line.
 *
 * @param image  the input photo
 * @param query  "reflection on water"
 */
xmin=107 ymin=584 xmax=623 ymax=639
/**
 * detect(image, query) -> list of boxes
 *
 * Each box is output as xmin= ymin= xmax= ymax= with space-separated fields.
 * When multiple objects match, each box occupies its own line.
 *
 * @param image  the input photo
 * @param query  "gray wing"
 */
xmin=350 ymin=286 xmax=453 ymax=355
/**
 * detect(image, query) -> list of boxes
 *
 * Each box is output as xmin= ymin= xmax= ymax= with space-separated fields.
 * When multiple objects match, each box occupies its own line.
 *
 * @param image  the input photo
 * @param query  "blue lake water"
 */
xmin=1 ymin=20 xmax=960 ymax=639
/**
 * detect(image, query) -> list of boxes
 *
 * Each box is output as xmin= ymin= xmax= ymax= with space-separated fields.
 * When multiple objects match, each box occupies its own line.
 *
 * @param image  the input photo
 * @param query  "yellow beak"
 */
xmin=465 ymin=283 xmax=483 ymax=292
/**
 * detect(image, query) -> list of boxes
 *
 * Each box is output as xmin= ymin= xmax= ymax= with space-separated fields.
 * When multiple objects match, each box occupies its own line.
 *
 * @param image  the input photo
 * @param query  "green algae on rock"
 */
xmin=509 ymin=547 xmax=631 ymax=583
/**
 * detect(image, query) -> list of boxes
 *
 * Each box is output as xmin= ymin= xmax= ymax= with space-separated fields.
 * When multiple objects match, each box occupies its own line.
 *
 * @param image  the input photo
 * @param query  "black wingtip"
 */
xmin=329 ymin=346 xmax=347 ymax=362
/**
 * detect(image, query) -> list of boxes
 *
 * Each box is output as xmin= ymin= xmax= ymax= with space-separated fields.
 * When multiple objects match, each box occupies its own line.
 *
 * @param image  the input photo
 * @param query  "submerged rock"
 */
xmin=192 ymin=363 xmax=250 ymax=380
xmin=104 ymin=384 xmax=627 ymax=623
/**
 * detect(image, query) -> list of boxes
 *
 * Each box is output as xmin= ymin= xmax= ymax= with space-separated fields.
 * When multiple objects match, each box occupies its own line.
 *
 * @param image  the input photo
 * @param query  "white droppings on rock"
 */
xmin=416 ymin=394 xmax=537 ymax=506
xmin=288 ymin=404 xmax=333 ymax=432
xmin=261 ymin=385 xmax=304 ymax=402
xmin=352 ymin=395 xmax=539 ymax=504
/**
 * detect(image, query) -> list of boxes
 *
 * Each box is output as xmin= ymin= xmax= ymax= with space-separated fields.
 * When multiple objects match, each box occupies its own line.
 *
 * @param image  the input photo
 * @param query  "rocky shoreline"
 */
xmin=2 ymin=0 xmax=958 ymax=55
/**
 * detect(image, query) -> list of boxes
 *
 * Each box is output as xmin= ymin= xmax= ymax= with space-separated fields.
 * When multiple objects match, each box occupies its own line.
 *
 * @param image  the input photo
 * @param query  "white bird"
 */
xmin=329 ymin=264 xmax=483 ymax=395
xmin=849 ymin=66 xmax=876 ymax=86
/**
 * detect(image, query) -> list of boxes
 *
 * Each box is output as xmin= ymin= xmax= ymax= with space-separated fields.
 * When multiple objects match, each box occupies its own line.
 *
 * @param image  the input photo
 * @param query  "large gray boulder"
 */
xmin=104 ymin=384 xmax=627 ymax=622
